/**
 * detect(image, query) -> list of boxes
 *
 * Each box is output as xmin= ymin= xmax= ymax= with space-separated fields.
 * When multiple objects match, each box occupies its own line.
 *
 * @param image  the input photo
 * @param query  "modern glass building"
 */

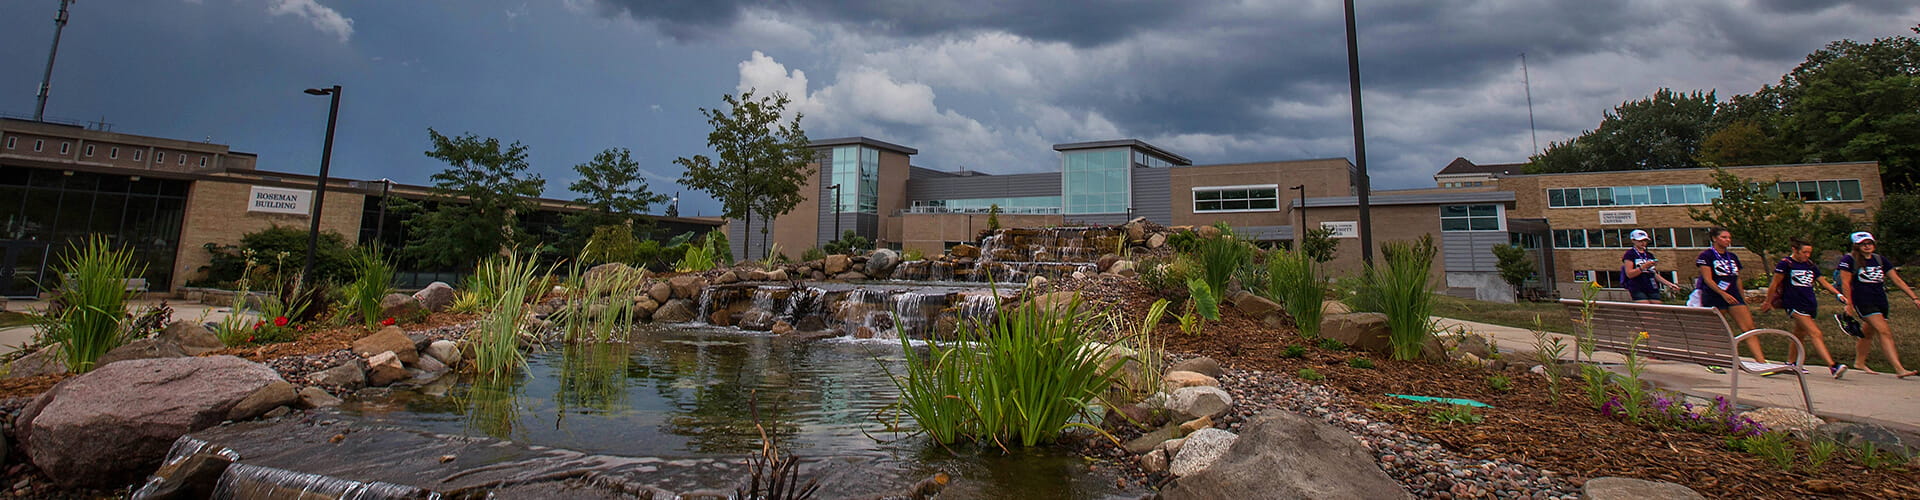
xmin=0 ymin=166 xmax=189 ymax=295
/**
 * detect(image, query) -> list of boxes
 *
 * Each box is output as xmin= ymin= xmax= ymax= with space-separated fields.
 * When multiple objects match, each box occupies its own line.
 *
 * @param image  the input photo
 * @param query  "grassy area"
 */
xmin=1434 ymin=295 xmax=1920 ymax=374
xmin=0 ymin=311 xmax=37 ymax=329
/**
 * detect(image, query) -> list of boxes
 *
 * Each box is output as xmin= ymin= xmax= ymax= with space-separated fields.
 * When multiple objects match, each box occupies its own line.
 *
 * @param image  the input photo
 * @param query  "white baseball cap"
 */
xmin=1851 ymin=231 xmax=1876 ymax=244
xmin=1629 ymin=229 xmax=1650 ymax=241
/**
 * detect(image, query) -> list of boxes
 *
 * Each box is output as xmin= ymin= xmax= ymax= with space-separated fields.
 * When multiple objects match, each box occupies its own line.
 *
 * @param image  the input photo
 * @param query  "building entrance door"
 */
xmin=0 ymin=241 xmax=50 ymax=298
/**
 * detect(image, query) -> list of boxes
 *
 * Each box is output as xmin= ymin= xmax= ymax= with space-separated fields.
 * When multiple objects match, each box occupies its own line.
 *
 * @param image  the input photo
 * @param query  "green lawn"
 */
xmin=1434 ymin=295 xmax=1920 ymax=374
xmin=0 ymin=311 xmax=36 ymax=329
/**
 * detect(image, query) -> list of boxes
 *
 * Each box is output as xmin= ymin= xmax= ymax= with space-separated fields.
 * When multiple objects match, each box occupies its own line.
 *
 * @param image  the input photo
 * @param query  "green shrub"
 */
xmin=902 ymin=248 xmax=925 ymax=262
xmin=1347 ymin=357 xmax=1375 ymax=369
xmin=703 ymin=231 xmax=734 ymax=265
xmin=1264 ymin=249 xmax=1326 ymax=338
xmin=1282 ymin=345 xmax=1307 ymax=358
xmin=1192 ymin=226 xmax=1252 ymax=296
xmin=1137 ymin=255 xmax=1194 ymax=293
xmin=675 ymin=237 xmax=720 ymax=273
xmin=40 ymin=236 xmax=144 ymax=373
xmin=1318 ymin=338 xmax=1347 ymax=351
xmin=1186 ymin=278 xmax=1219 ymax=321
xmin=202 ymin=225 xmax=354 ymax=284
xmin=1166 ymin=230 xmax=1200 ymax=253
xmin=1428 ymin=405 xmax=1483 ymax=425
xmin=581 ymin=225 xmax=640 ymax=265
xmin=1487 ymin=374 xmax=1513 ymax=392
xmin=801 ymin=247 xmax=827 ymax=262
xmin=1297 ymin=368 xmax=1325 ymax=381
xmin=338 ymin=248 xmax=396 ymax=329
xmin=824 ymin=230 xmax=872 ymax=255
xmin=1347 ymin=235 xmax=1440 ymax=361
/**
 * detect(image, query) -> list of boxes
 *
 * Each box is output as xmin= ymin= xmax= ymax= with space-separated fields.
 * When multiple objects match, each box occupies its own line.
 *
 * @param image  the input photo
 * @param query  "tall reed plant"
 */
xmin=1109 ymin=299 xmax=1171 ymax=399
xmin=1264 ymin=249 xmax=1325 ymax=338
xmin=1191 ymin=224 xmax=1252 ymax=296
xmin=339 ymin=248 xmax=396 ymax=329
xmin=559 ymin=246 xmax=649 ymax=342
xmin=1347 ymin=235 xmax=1440 ymax=361
xmin=467 ymin=253 xmax=548 ymax=380
xmin=41 ymin=236 xmax=144 ymax=373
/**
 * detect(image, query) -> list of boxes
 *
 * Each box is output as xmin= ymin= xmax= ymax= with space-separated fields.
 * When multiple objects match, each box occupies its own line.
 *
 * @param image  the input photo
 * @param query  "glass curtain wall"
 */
xmin=1063 ymin=149 xmax=1129 ymax=214
xmin=0 ymin=165 xmax=189 ymax=292
xmin=828 ymin=146 xmax=878 ymax=214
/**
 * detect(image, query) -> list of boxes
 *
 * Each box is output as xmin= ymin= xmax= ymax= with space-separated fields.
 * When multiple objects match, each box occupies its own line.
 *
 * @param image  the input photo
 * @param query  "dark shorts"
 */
xmin=1629 ymin=289 xmax=1662 ymax=301
xmin=1857 ymin=300 xmax=1890 ymax=318
xmin=1786 ymin=307 xmax=1817 ymax=317
xmin=1701 ymin=289 xmax=1745 ymax=309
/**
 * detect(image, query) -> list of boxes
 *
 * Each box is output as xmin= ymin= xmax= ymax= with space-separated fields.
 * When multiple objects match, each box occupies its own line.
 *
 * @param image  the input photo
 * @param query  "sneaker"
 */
xmin=1835 ymin=313 xmax=1865 ymax=338
xmin=1832 ymin=364 xmax=1849 ymax=379
xmin=1706 ymin=365 xmax=1727 ymax=374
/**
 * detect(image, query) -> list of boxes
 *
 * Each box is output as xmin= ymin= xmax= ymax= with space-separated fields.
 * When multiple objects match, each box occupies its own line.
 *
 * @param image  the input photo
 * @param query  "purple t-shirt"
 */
xmin=1837 ymin=253 xmax=1890 ymax=306
xmin=1695 ymin=248 xmax=1741 ymax=293
xmin=1621 ymin=249 xmax=1660 ymax=293
xmin=1772 ymin=258 xmax=1820 ymax=311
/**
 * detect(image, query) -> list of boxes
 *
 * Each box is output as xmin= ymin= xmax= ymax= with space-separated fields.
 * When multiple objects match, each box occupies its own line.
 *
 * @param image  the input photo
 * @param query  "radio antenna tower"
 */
xmin=1521 ymin=53 xmax=1539 ymax=154
xmin=35 ymin=0 xmax=76 ymax=122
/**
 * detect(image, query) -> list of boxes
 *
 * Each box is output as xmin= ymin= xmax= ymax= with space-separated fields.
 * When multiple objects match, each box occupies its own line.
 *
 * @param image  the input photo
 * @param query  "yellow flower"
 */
xmin=1587 ymin=282 xmax=1601 ymax=289
xmin=1637 ymin=331 xmax=1649 ymax=340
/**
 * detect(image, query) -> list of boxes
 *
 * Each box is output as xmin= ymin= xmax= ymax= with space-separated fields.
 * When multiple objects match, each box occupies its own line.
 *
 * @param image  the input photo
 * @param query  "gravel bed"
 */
xmin=1212 ymin=365 xmax=1582 ymax=499
xmin=265 ymin=322 xmax=472 ymax=386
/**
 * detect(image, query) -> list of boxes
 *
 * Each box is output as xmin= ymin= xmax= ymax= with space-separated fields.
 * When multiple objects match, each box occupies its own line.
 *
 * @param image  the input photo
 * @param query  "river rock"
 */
xmin=1227 ymin=291 xmax=1283 ymax=319
xmin=134 ymin=447 xmax=233 ymax=500
xmin=20 ymin=356 xmax=288 ymax=489
xmin=1097 ymin=254 xmax=1120 ymax=272
xmin=1028 ymin=291 xmax=1084 ymax=316
xmin=717 ymin=271 xmax=740 ymax=284
xmin=1194 ymin=225 xmax=1221 ymax=239
xmin=1169 ymin=428 xmax=1237 ymax=477
xmin=744 ymin=270 xmax=769 ymax=281
xmin=834 ymin=271 xmax=868 ymax=280
xmin=307 ymin=359 xmax=368 ymax=389
xmin=424 ymin=340 xmax=460 ymax=367
xmin=1140 ymin=449 xmax=1169 ymax=475
xmin=226 ymin=381 xmax=298 ymax=421
xmin=668 ymin=276 xmax=705 ymax=299
xmin=8 ymin=345 xmax=67 ymax=379
xmin=1162 ymin=410 xmax=1410 ymax=500
xmin=1169 ymin=357 xmax=1224 ymax=378
xmin=825 ymin=255 xmax=852 ymax=274
xmin=1816 ymin=422 xmax=1905 ymax=451
xmin=1453 ymin=333 xmax=1494 ymax=359
xmin=950 ymin=244 xmax=980 ymax=259
xmin=1147 ymin=233 xmax=1167 ymax=248
xmin=648 ymin=282 xmax=672 ymax=303
xmin=297 ymin=386 xmax=342 ymax=408
xmin=739 ymin=310 xmax=776 ymax=331
xmin=1125 ymin=218 xmax=1149 ymax=242
xmin=794 ymin=315 xmax=827 ymax=332
xmin=766 ymin=269 xmax=789 ymax=281
xmin=96 ymin=338 xmax=189 ymax=368
xmin=1161 ymin=371 xmax=1220 ymax=394
xmin=413 ymin=281 xmax=457 ymax=313
xmin=1167 ymin=386 xmax=1233 ymax=420
xmin=413 ymin=354 xmax=448 ymax=375
xmin=1125 ymin=423 xmax=1186 ymax=454
xmin=771 ymin=321 xmax=794 ymax=336
xmin=379 ymin=293 xmax=424 ymax=321
xmin=352 ymin=326 xmax=419 ymax=364
xmin=654 ymin=299 xmax=697 ymax=323
xmin=1741 ymin=407 xmax=1824 ymax=437
xmin=159 ymin=320 xmax=226 ymax=355
xmin=584 ymin=263 xmax=638 ymax=287
xmin=1580 ymin=477 xmax=1704 ymax=500
xmin=366 ymin=352 xmax=408 ymax=387
xmin=1322 ymin=312 xmax=1392 ymax=354
xmin=1110 ymin=260 xmax=1137 ymax=277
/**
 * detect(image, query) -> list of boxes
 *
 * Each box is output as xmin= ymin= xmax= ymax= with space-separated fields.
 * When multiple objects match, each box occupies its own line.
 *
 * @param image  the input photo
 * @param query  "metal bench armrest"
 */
xmin=1732 ymin=328 xmax=1806 ymax=368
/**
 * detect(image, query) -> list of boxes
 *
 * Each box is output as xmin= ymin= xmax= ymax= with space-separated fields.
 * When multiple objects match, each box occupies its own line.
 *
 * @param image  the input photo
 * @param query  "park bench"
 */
xmin=1559 ymin=299 xmax=1812 ymax=412
xmin=124 ymin=278 xmax=149 ymax=293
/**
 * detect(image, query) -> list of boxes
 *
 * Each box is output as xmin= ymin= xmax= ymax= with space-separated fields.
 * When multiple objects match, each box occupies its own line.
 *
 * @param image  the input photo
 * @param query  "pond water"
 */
xmin=334 ymin=324 xmax=1142 ymax=499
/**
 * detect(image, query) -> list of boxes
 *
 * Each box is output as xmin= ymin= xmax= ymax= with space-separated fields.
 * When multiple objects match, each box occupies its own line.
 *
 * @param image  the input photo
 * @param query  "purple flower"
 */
xmin=1714 ymin=396 xmax=1733 ymax=414
xmin=1653 ymin=396 xmax=1673 ymax=412
xmin=1601 ymin=396 xmax=1624 ymax=416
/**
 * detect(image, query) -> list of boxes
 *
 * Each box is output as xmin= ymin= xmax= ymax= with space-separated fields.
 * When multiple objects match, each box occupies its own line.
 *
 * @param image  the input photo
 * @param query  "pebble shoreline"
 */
xmin=1211 ymin=365 xmax=1582 ymax=499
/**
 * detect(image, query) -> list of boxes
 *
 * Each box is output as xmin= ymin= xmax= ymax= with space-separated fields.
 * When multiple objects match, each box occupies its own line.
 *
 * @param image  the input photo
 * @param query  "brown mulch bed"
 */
xmin=1135 ymin=293 xmax=1920 ymax=498
xmin=0 ymin=374 xmax=67 ymax=401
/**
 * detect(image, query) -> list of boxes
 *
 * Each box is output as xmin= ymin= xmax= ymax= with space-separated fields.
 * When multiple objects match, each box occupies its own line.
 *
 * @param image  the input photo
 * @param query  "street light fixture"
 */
xmin=301 ymin=85 xmax=341 ymax=285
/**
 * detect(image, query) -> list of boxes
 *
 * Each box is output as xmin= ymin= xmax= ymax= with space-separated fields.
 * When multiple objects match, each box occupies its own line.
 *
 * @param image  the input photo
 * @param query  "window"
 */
xmin=827 ymin=146 xmax=878 ymax=214
xmin=1063 ymin=148 xmax=1130 ymax=214
xmin=1579 ymin=270 xmax=1680 ymax=289
xmin=155 ymin=152 xmax=164 ymax=163
xmin=908 ymin=196 xmax=1060 ymax=214
xmin=1510 ymin=232 xmax=1542 ymax=249
xmin=178 ymin=154 xmax=186 ymax=166
xmin=132 ymin=150 xmax=142 ymax=161
xmin=85 ymin=144 xmax=94 ymax=157
xmin=1439 ymin=204 xmax=1501 ymax=231
xmin=1551 ymin=227 xmax=1727 ymax=249
xmin=4 ymin=137 xmax=13 ymax=149
xmin=1546 ymin=184 xmax=1723 ymax=208
xmin=198 ymin=156 xmax=207 ymax=167
xmin=1776 ymin=179 xmax=1863 ymax=202
xmin=59 ymin=142 xmax=70 ymax=155
xmin=109 ymin=147 xmax=119 ymax=159
xmin=34 ymin=139 xmax=44 ymax=152
xmin=1193 ymin=185 xmax=1279 ymax=212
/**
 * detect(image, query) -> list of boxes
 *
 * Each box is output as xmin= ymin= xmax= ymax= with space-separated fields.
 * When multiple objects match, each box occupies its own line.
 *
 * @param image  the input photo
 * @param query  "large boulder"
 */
xmin=7 ymin=345 xmax=67 ymax=379
xmin=1166 ymin=386 xmax=1233 ymax=421
xmin=824 ymin=254 xmax=853 ymax=274
xmin=1322 ymin=312 xmax=1393 ymax=354
xmin=94 ymin=338 xmax=189 ymax=368
xmin=766 ymin=268 xmax=790 ymax=281
xmin=1110 ymin=260 xmax=1137 ymax=277
xmin=424 ymin=340 xmax=460 ymax=367
xmin=225 ymin=381 xmax=298 ymax=421
xmin=1170 ymin=357 xmax=1224 ymax=379
xmin=1162 ymin=410 xmax=1410 ymax=500
xmin=306 ymin=359 xmax=368 ymax=389
xmin=1169 ymin=428 xmax=1238 ymax=477
xmin=365 ymin=351 xmax=408 ymax=387
xmin=1147 ymin=233 xmax=1167 ymax=249
xmin=1161 ymin=371 xmax=1220 ymax=394
xmin=378 ymin=293 xmax=424 ymax=320
xmin=1125 ymin=217 xmax=1149 ymax=242
xmin=20 ymin=356 xmax=289 ymax=488
xmin=412 ymin=281 xmax=457 ymax=313
xmin=738 ymin=310 xmax=776 ymax=331
xmin=950 ymin=244 xmax=981 ymax=259
xmin=648 ymin=282 xmax=672 ymax=303
xmin=668 ymin=276 xmax=705 ymax=300
xmin=866 ymin=249 xmax=901 ymax=276
xmin=654 ymin=299 xmax=698 ymax=323
xmin=1227 ymin=291 xmax=1283 ymax=319
xmin=1580 ymin=477 xmax=1704 ymax=500
xmin=1027 ymin=291 xmax=1085 ymax=316
xmin=158 ymin=320 xmax=225 ymax=355
xmin=351 ymin=326 xmax=419 ymax=364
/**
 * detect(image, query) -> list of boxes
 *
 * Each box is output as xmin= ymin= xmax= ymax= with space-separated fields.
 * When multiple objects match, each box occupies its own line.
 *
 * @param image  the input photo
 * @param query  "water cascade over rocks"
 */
xmin=688 ymin=283 xmax=1007 ymax=340
xmin=889 ymin=227 xmax=1124 ymax=282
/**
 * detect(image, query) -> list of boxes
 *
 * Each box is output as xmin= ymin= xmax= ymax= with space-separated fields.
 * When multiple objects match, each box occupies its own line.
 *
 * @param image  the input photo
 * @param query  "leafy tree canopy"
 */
xmin=674 ymin=89 xmax=813 ymax=260
xmin=1687 ymin=167 xmax=1815 ymax=264
xmin=1525 ymin=89 xmax=1718 ymax=174
xmin=400 ymin=129 xmax=546 ymax=270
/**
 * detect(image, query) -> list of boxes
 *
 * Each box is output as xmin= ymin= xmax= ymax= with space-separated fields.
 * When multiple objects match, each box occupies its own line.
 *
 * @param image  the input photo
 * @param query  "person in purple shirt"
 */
xmin=1696 ymin=228 xmax=1764 ymax=363
xmin=1760 ymin=239 xmax=1848 ymax=378
xmin=1621 ymin=229 xmax=1683 ymax=304
xmin=1836 ymin=231 xmax=1920 ymax=378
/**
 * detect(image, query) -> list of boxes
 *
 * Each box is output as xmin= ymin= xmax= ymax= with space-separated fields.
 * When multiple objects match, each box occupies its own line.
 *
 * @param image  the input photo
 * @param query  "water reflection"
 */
xmin=459 ymin=373 xmax=524 ymax=440
xmin=556 ymin=342 xmax=630 ymax=415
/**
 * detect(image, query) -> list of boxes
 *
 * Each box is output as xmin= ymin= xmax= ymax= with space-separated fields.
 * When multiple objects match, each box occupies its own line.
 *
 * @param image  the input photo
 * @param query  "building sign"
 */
xmin=248 ymin=186 xmax=312 ymax=215
xmin=1598 ymin=210 xmax=1637 ymax=225
xmin=1321 ymin=221 xmax=1358 ymax=239
xmin=1573 ymin=270 xmax=1591 ymax=282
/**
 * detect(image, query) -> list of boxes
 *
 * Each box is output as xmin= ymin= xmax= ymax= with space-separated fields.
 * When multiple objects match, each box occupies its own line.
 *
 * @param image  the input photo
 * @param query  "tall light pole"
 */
xmin=373 ymin=178 xmax=392 ymax=249
xmin=1344 ymin=0 xmax=1375 ymax=266
xmin=827 ymin=184 xmax=842 ymax=243
xmin=34 ymin=0 xmax=75 ymax=122
xmin=1290 ymin=184 xmax=1306 ymax=249
xmin=302 ymin=85 xmax=341 ymax=284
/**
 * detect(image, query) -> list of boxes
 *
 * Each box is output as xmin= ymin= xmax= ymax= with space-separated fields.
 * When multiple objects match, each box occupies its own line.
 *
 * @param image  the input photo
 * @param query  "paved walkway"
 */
xmin=1437 ymin=316 xmax=1920 ymax=435
xmin=0 ymin=299 xmax=247 ymax=355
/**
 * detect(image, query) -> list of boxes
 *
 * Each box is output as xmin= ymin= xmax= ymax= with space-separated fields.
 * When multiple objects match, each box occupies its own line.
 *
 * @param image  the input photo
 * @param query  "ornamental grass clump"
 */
xmin=1191 ymin=223 xmax=1252 ymax=296
xmin=339 ymin=248 xmax=397 ymax=329
xmin=468 ymin=253 xmax=549 ymax=380
xmin=1264 ymin=249 xmax=1326 ymax=338
xmin=882 ymin=294 xmax=1122 ymax=448
xmin=557 ymin=244 xmax=649 ymax=342
xmin=41 ymin=236 xmax=144 ymax=373
xmin=1348 ymin=235 xmax=1440 ymax=361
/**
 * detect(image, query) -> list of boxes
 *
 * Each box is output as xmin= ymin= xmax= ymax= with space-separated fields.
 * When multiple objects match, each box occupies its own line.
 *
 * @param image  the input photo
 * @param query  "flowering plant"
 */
xmin=381 ymin=317 xmax=397 ymax=326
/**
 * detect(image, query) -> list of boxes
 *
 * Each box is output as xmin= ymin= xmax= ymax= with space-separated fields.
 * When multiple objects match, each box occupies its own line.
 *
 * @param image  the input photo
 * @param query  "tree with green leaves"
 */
xmin=1766 ymin=25 xmax=1920 ymax=190
xmin=674 ymin=89 xmax=814 ymax=260
xmin=1875 ymin=193 xmax=1920 ymax=264
xmin=566 ymin=148 xmax=668 ymax=251
xmin=400 ymin=129 xmax=546 ymax=269
xmin=1526 ymin=89 xmax=1719 ymax=174
xmin=1491 ymin=244 xmax=1535 ymax=297
xmin=1300 ymin=226 xmax=1339 ymax=264
xmin=1687 ymin=167 xmax=1815 ymax=265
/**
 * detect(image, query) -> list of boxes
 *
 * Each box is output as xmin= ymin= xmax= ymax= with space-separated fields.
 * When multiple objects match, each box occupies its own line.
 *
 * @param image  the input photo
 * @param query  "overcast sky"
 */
xmin=2 ymin=1 xmax=1915 ymax=217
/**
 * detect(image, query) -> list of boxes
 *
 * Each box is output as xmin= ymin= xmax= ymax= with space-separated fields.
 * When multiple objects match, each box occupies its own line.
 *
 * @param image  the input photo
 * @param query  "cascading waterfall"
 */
xmin=212 ymin=462 xmax=438 ymax=500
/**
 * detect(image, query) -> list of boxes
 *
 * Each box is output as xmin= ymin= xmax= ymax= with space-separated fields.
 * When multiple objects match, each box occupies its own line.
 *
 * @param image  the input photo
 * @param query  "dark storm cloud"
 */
xmin=592 ymin=0 xmax=1193 ymax=46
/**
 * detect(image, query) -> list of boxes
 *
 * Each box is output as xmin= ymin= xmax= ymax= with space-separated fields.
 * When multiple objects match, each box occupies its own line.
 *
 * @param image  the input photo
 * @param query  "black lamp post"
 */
xmin=828 ymin=184 xmax=842 ymax=242
xmin=1344 ymin=0 xmax=1374 ymax=266
xmin=302 ymin=85 xmax=341 ymax=284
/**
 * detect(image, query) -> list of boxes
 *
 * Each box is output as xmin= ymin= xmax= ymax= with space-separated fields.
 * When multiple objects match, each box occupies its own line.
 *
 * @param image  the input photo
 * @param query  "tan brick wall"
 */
xmin=1496 ymin=162 xmax=1883 ymax=288
xmin=900 ymin=213 xmax=1063 ymax=255
xmin=172 ymin=180 xmax=364 ymax=289
xmin=768 ymin=160 xmax=823 ymax=259
xmin=1302 ymin=204 xmax=1448 ymax=280
xmin=1170 ymin=159 xmax=1352 ymax=228
xmin=877 ymin=149 xmax=911 ymax=246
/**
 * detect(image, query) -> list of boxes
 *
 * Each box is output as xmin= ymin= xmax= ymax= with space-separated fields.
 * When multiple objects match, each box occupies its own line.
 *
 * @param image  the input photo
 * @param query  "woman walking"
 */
xmin=1622 ymin=229 xmax=1684 ymax=303
xmin=1697 ymin=228 xmax=1766 ymax=363
xmin=1836 ymin=232 xmax=1920 ymax=378
xmin=1761 ymin=239 xmax=1848 ymax=378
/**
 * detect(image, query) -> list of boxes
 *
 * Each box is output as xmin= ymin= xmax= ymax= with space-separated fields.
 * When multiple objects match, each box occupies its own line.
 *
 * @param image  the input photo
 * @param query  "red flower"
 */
xmin=247 ymin=335 xmax=256 ymax=343
xmin=381 ymin=317 xmax=397 ymax=326
xmin=253 ymin=320 xmax=266 ymax=329
xmin=274 ymin=316 xmax=289 ymax=327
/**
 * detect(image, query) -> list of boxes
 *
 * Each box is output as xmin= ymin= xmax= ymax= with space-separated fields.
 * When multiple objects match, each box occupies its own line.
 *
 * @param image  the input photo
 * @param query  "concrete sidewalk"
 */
xmin=0 ymin=299 xmax=248 ymax=355
xmin=1438 ymin=316 xmax=1920 ymax=435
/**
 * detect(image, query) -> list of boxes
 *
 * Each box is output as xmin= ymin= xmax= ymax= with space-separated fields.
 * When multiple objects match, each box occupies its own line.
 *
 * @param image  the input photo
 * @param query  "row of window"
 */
xmin=1552 ymin=227 xmax=1737 ymax=249
xmin=1063 ymin=149 xmax=1130 ymax=214
xmin=908 ymin=196 xmax=1062 ymax=214
xmin=1440 ymin=204 xmax=1502 ymax=231
xmin=1132 ymin=150 xmax=1176 ymax=168
xmin=4 ymin=136 xmax=207 ymax=167
xmin=827 ymin=146 xmax=878 ymax=214
xmin=1441 ymin=181 xmax=1486 ymax=188
xmin=1194 ymin=185 xmax=1279 ymax=212
xmin=1575 ymin=270 xmax=1682 ymax=289
xmin=1776 ymin=180 xmax=1865 ymax=202
xmin=1547 ymin=179 xmax=1864 ymax=208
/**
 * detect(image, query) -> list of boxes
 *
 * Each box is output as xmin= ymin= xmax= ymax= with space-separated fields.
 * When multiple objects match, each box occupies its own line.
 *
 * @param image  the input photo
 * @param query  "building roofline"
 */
xmin=1292 ymin=190 xmax=1516 ymax=208
xmin=809 ymin=136 xmax=919 ymax=156
xmin=1496 ymin=161 xmax=1879 ymax=178
xmin=1178 ymin=157 xmax=1353 ymax=170
xmin=1052 ymin=139 xmax=1193 ymax=166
